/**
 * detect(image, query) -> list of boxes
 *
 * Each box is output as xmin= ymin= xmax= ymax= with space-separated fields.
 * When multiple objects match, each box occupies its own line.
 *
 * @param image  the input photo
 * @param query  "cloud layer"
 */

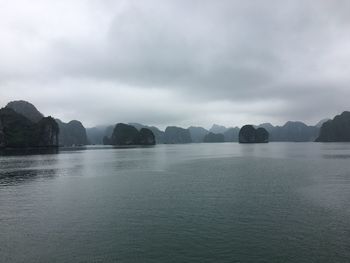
xmin=1 ymin=0 xmax=350 ymax=128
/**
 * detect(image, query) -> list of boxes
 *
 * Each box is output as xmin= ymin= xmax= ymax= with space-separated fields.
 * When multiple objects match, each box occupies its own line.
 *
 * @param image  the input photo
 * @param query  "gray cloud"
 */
xmin=1 ymin=0 xmax=350 ymax=128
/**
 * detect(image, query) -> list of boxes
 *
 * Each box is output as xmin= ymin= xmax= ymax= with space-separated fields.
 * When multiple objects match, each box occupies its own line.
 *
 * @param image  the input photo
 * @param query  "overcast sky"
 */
xmin=1 ymin=0 xmax=350 ymax=129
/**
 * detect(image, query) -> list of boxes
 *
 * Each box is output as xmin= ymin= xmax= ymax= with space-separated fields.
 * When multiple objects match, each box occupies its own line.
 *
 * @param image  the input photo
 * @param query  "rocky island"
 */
xmin=56 ymin=119 xmax=88 ymax=146
xmin=106 ymin=123 xmax=156 ymax=145
xmin=239 ymin=125 xmax=269 ymax=143
xmin=0 ymin=107 xmax=58 ymax=148
xmin=6 ymin=100 xmax=88 ymax=147
xmin=315 ymin=111 xmax=350 ymax=142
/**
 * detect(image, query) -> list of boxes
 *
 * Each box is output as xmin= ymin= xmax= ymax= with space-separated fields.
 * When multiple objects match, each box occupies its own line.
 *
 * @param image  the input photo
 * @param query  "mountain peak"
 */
xmin=6 ymin=100 xmax=44 ymax=123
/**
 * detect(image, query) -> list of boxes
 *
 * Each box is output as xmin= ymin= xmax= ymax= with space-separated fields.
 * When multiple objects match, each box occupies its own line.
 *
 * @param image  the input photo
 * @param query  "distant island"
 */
xmin=103 ymin=123 xmax=155 ymax=146
xmin=1 ymin=100 xmax=350 ymax=149
xmin=239 ymin=125 xmax=269 ymax=143
xmin=316 ymin=111 xmax=350 ymax=142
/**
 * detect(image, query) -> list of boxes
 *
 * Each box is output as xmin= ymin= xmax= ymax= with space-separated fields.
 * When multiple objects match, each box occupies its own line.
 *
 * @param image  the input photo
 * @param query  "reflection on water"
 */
xmin=0 ymin=143 xmax=350 ymax=262
xmin=0 ymin=152 xmax=59 ymax=186
xmin=0 ymin=147 xmax=59 ymax=156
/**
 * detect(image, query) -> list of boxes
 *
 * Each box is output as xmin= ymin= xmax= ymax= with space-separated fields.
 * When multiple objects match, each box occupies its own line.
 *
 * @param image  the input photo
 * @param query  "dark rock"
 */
xmin=316 ymin=111 xmax=350 ymax=142
xmin=36 ymin=117 xmax=59 ymax=147
xmin=203 ymin=132 xmax=225 ymax=143
xmin=6 ymin=100 xmax=87 ymax=146
xmin=239 ymin=125 xmax=269 ymax=143
xmin=164 ymin=126 xmax=192 ymax=144
xmin=147 ymin=127 xmax=165 ymax=144
xmin=139 ymin=128 xmax=156 ymax=145
xmin=256 ymin=127 xmax=269 ymax=143
xmin=0 ymin=107 xmax=59 ymax=148
xmin=6 ymin=100 xmax=44 ymax=123
xmin=108 ymin=123 xmax=156 ymax=145
xmin=111 ymin=123 xmax=139 ymax=145
xmin=129 ymin=123 xmax=165 ymax=144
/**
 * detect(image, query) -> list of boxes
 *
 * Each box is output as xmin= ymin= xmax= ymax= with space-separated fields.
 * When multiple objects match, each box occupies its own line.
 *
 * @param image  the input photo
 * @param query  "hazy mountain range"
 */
xmin=87 ymin=120 xmax=330 ymax=144
xmin=1 ymin=100 xmax=349 ymax=148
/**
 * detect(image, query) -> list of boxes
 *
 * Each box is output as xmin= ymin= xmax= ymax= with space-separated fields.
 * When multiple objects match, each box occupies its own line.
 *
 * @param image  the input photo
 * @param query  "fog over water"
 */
xmin=1 ymin=0 xmax=350 ymax=128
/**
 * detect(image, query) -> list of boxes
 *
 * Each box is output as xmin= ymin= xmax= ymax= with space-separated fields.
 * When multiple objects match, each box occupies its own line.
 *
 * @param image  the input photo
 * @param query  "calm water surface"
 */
xmin=0 ymin=143 xmax=350 ymax=262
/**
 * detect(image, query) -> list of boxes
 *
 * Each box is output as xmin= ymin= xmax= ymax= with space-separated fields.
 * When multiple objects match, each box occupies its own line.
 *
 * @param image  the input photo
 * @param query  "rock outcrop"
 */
xmin=56 ymin=119 xmax=88 ymax=146
xmin=36 ymin=117 xmax=59 ymax=147
xmin=0 ymin=107 xmax=59 ymax=148
xmin=203 ymin=132 xmax=225 ymax=143
xmin=6 ymin=100 xmax=44 ymax=123
xmin=129 ymin=123 xmax=165 ymax=144
xmin=108 ymin=123 xmax=155 ymax=145
xmin=0 ymin=120 xmax=4 ymax=148
xmin=164 ymin=126 xmax=192 ymax=144
xmin=6 ymin=100 xmax=87 ymax=147
xmin=139 ymin=128 xmax=156 ymax=145
xmin=239 ymin=125 xmax=269 ymax=143
xmin=315 ymin=111 xmax=350 ymax=142
xmin=111 ymin=123 xmax=139 ymax=145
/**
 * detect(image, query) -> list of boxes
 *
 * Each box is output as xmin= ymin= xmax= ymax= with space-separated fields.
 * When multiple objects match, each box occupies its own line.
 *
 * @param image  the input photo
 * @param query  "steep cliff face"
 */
xmin=107 ymin=123 xmax=155 ymax=145
xmin=256 ymin=127 xmax=269 ymax=143
xmin=0 ymin=107 xmax=59 ymax=148
xmin=164 ymin=126 xmax=192 ymax=144
xmin=36 ymin=117 xmax=59 ymax=147
xmin=5 ymin=100 xmax=88 ymax=147
xmin=0 ymin=118 xmax=5 ymax=147
xmin=239 ymin=125 xmax=269 ymax=143
xmin=111 ymin=123 xmax=139 ymax=145
xmin=139 ymin=128 xmax=156 ymax=145
xmin=56 ymin=119 xmax=88 ymax=146
xmin=316 ymin=111 xmax=350 ymax=142
xmin=129 ymin=123 xmax=165 ymax=144
xmin=6 ymin=100 xmax=44 ymax=123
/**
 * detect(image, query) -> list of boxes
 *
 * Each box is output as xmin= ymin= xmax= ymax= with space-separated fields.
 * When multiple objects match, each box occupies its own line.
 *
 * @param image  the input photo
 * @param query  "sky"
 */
xmin=1 ymin=0 xmax=350 ymax=129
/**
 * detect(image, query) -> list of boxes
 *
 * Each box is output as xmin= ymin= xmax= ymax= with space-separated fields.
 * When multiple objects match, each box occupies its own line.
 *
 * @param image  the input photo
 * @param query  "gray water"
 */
xmin=0 ymin=143 xmax=350 ymax=263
